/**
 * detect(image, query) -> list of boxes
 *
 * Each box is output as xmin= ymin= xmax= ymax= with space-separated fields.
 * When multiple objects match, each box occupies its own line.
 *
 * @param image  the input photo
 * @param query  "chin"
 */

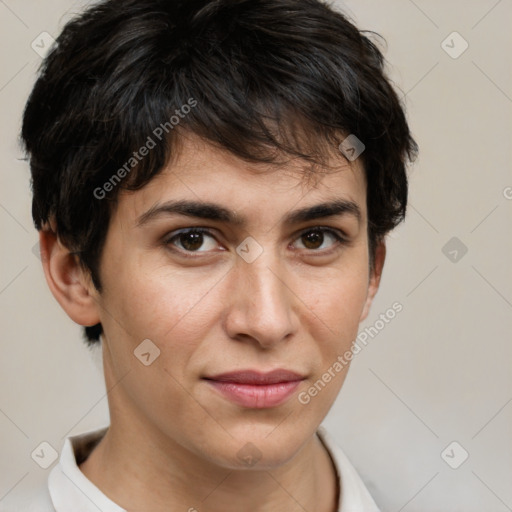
xmin=204 ymin=425 xmax=311 ymax=471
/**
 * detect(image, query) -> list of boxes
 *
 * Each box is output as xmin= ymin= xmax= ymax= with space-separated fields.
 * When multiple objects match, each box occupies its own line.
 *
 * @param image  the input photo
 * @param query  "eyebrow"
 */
xmin=136 ymin=198 xmax=362 ymax=227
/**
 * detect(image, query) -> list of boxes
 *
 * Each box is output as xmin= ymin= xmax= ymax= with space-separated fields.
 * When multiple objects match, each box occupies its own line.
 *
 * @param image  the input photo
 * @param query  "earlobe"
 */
xmin=359 ymin=241 xmax=386 ymax=322
xmin=39 ymin=229 xmax=101 ymax=327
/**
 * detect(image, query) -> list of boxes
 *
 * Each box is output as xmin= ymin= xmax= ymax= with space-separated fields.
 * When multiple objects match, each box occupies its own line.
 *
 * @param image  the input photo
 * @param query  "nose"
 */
xmin=222 ymin=250 xmax=299 ymax=349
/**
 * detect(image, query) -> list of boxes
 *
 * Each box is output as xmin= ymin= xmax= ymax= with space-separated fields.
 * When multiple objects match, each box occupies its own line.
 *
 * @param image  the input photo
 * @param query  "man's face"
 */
xmin=92 ymin=134 xmax=380 ymax=468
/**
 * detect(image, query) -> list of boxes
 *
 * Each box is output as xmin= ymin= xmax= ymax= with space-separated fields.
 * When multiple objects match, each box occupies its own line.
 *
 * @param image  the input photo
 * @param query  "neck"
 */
xmin=79 ymin=416 xmax=338 ymax=512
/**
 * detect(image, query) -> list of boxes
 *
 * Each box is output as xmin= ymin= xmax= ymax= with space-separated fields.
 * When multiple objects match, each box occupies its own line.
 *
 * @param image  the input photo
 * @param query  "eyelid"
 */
xmin=296 ymin=225 xmax=348 ymax=240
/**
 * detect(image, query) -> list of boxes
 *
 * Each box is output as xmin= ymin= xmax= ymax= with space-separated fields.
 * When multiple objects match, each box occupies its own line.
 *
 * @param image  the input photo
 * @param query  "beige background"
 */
xmin=1 ymin=1 xmax=511 ymax=510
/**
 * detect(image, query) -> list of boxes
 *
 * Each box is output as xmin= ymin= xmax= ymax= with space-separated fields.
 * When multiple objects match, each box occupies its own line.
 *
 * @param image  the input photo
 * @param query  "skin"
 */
xmin=40 ymin=133 xmax=385 ymax=512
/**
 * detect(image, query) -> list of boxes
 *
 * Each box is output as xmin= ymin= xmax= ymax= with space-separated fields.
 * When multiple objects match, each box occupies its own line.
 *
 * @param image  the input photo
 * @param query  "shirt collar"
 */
xmin=48 ymin=426 xmax=126 ymax=512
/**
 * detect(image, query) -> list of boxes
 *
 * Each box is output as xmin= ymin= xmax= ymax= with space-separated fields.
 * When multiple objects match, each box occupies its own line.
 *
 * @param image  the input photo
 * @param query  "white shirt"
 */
xmin=2 ymin=425 xmax=380 ymax=511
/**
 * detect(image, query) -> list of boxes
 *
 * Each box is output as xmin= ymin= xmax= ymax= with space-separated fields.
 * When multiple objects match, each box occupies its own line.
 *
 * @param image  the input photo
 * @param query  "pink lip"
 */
xmin=203 ymin=370 xmax=305 ymax=408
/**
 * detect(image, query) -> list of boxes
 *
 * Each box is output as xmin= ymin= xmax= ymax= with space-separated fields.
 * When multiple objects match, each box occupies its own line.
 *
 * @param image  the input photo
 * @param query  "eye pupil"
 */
xmin=180 ymin=232 xmax=203 ymax=251
xmin=302 ymin=230 xmax=323 ymax=249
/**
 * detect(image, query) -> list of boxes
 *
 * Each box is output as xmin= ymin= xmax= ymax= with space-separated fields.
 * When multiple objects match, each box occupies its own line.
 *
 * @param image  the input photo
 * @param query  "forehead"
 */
xmin=116 ymin=133 xmax=367 ymax=225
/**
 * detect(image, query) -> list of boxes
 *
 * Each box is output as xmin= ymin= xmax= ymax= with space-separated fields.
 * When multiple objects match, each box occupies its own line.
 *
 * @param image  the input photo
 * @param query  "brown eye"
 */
xmin=165 ymin=228 xmax=218 ymax=253
xmin=179 ymin=231 xmax=204 ymax=251
xmin=301 ymin=230 xmax=324 ymax=249
xmin=293 ymin=227 xmax=346 ymax=252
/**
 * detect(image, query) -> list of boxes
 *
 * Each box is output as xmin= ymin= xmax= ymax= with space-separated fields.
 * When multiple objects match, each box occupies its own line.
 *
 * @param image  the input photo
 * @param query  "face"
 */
xmin=90 ymin=134 xmax=382 ymax=469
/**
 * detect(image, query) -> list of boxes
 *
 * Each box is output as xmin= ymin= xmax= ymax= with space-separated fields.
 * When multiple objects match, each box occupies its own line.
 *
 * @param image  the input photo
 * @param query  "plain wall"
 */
xmin=1 ymin=1 xmax=511 ymax=510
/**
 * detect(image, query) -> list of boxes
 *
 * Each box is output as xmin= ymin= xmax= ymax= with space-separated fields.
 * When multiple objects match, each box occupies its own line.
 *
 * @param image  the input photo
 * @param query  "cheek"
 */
xmin=102 ymin=258 xmax=219 ymax=339
xmin=297 ymin=267 xmax=369 ymax=414
xmin=97 ymin=262 xmax=219 ymax=411
xmin=97 ymin=257 xmax=228 ymax=385
xmin=303 ymin=264 xmax=369 ymax=338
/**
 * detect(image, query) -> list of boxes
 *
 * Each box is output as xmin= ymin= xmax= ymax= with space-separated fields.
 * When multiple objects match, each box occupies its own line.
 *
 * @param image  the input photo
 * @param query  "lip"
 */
xmin=203 ymin=369 xmax=305 ymax=408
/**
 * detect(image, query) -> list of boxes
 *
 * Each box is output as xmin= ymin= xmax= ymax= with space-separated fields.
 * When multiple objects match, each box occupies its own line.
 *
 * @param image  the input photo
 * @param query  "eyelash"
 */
xmin=163 ymin=227 xmax=348 ymax=257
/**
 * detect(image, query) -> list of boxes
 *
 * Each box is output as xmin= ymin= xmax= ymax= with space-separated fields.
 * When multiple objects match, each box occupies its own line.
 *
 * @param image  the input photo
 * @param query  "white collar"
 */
xmin=317 ymin=426 xmax=380 ymax=511
xmin=49 ymin=426 xmax=125 ymax=511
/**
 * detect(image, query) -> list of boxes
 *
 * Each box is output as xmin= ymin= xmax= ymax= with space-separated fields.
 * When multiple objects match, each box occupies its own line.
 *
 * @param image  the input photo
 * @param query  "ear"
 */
xmin=39 ymin=229 xmax=101 ymax=327
xmin=359 ymin=240 xmax=386 ymax=322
